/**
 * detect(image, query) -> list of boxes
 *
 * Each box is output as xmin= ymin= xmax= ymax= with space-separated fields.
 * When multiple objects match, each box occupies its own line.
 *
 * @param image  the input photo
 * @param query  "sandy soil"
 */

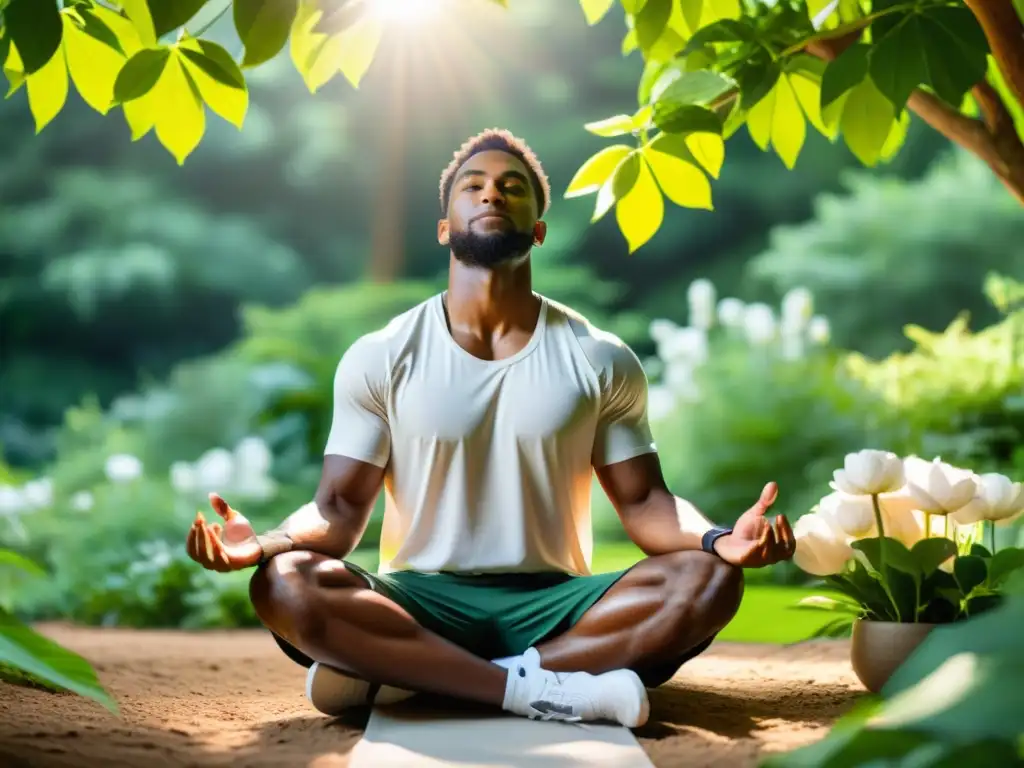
xmin=0 ymin=624 xmax=864 ymax=768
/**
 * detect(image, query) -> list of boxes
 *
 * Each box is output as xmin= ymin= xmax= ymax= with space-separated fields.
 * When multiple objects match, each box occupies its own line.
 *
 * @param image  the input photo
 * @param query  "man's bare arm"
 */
xmin=256 ymin=454 xmax=386 ymax=560
xmin=595 ymin=452 xmax=715 ymax=556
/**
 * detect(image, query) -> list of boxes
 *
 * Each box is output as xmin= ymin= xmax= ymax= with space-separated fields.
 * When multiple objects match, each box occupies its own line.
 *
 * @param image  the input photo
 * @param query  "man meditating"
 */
xmin=184 ymin=129 xmax=796 ymax=728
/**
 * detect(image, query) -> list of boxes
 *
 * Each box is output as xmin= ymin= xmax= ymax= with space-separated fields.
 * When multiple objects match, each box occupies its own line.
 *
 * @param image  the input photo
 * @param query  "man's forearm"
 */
xmin=257 ymin=499 xmax=365 ymax=560
xmin=620 ymin=489 xmax=718 ymax=556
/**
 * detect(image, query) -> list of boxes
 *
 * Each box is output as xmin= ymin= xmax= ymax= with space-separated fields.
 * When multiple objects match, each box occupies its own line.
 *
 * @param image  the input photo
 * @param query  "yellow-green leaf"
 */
xmin=701 ymin=0 xmax=742 ymax=26
xmin=62 ymin=13 xmax=125 ymax=115
xmin=686 ymin=132 xmax=724 ymax=178
xmin=593 ymin=151 xmax=640 ymax=222
xmin=235 ymin=0 xmax=300 ymax=68
xmin=676 ymin=0 xmax=703 ymax=35
xmin=565 ymin=144 xmax=633 ymax=197
xmin=119 ymin=0 xmax=158 ymax=47
xmin=746 ymin=73 xmax=806 ymax=169
xmin=880 ymin=107 xmax=910 ymax=161
xmin=93 ymin=5 xmax=146 ymax=57
xmin=122 ymin=91 xmax=155 ymax=140
xmin=840 ymin=76 xmax=894 ymax=166
xmin=4 ymin=40 xmax=26 ymax=97
xmin=178 ymin=39 xmax=248 ymax=129
xmin=150 ymin=51 xmax=206 ymax=164
xmin=643 ymin=134 xmax=713 ymax=210
xmin=789 ymin=69 xmax=833 ymax=138
xmin=25 ymin=42 xmax=68 ymax=132
xmin=584 ymin=113 xmax=636 ymax=137
xmin=616 ymin=157 xmax=664 ymax=254
xmin=336 ymin=14 xmax=382 ymax=88
xmin=580 ymin=0 xmax=615 ymax=25
xmin=622 ymin=29 xmax=637 ymax=55
xmin=290 ymin=1 xmax=335 ymax=93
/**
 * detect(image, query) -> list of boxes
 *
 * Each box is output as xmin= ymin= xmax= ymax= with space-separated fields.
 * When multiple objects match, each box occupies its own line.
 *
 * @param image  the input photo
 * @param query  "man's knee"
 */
xmin=657 ymin=550 xmax=744 ymax=633
xmin=249 ymin=550 xmax=362 ymax=639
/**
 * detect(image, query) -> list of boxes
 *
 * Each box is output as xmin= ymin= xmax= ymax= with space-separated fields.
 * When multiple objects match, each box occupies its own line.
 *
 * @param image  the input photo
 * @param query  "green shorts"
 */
xmin=272 ymin=561 xmax=715 ymax=688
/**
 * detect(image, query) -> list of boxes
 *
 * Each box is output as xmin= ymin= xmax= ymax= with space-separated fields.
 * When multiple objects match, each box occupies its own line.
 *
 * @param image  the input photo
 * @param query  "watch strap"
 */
xmin=256 ymin=532 xmax=294 ymax=564
xmin=701 ymin=526 xmax=733 ymax=556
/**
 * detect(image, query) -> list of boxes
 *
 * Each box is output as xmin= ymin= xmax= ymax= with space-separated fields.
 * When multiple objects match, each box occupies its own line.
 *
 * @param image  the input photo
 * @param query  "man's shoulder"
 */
xmin=543 ymin=295 xmax=637 ymax=373
xmin=340 ymin=292 xmax=440 ymax=366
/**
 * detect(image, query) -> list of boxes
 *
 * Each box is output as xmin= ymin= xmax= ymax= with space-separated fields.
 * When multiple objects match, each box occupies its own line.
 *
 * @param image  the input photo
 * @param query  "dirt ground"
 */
xmin=0 ymin=624 xmax=864 ymax=768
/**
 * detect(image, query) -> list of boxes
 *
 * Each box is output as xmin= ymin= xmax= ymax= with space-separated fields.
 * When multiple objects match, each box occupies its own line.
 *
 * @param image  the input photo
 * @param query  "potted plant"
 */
xmin=791 ymin=449 xmax=1024 ymax=693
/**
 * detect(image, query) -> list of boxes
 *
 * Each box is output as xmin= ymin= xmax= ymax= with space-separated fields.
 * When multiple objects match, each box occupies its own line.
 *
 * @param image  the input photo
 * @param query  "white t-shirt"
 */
xmin=323 ymin=292 xmax=657 ymax=576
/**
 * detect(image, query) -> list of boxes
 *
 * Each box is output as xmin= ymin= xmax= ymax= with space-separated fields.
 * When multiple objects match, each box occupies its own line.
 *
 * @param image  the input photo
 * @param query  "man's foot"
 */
xmin=306 ymin=661 xmax=416 ymax=715
xmin=503 ymin=648 xmax=649 ymax=728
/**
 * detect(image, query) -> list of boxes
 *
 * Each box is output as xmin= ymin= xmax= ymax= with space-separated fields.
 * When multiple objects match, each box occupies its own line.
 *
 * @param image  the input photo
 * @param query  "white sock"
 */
xmin=501 ymin=648 xmax=546 ymax=714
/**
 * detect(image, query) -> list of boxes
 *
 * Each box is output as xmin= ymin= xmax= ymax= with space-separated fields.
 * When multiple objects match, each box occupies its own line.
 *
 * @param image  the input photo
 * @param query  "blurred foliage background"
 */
xmin=1 ymin=0 xmax=1022 ymax=630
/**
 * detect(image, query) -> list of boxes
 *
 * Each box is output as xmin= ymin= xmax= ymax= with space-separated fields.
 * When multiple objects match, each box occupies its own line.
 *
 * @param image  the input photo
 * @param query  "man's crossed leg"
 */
xmin=249 ymin=548 xmax=744 ymax=727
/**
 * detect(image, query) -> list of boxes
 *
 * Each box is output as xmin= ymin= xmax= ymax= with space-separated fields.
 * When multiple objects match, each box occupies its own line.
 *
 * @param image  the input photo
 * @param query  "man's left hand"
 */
xmin=712 ymin=482 xmax=796 ymax=568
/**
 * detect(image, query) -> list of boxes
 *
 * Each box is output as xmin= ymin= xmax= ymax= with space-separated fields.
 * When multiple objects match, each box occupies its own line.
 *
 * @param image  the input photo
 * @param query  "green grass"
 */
xmin=350 ymin=541 xmax=841 ymax=645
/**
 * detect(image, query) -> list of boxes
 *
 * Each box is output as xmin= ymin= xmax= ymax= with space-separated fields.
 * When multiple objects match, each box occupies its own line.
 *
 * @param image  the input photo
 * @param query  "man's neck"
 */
xmin=445 ymin=254 xmax=539 ymax=334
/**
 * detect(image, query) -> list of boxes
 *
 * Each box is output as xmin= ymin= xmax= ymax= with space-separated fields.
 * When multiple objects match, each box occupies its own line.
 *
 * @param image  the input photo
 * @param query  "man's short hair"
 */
xmin=438 ymin=128 xmax=551 ymax=216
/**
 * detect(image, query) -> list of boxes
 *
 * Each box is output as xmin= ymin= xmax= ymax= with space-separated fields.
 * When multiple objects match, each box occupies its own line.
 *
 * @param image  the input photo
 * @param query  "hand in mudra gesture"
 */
xmin=185 ymin=493 xmax=263 ymax=572
xmin=712 ymin=482 xmax=796 ymax=568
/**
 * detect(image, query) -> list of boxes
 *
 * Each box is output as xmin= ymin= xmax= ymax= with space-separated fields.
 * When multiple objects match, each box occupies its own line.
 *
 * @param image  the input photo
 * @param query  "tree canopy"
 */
xmin=2 ymin=0 xmax=1023 ymax=252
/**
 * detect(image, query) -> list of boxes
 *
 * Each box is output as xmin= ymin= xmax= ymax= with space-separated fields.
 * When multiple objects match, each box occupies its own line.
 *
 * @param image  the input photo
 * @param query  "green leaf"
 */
xmin=114 ymin=47 xmax=171 ymax=103
xmin=148 ymin=0 xmax=208 ymax=37
xmin=676 ymin=0 xmax=702 ymax=34
xmin=638 ymin=58 xmax=670 ymax=105
xmin=737 ymin=58 xmax=780 ymax=111
xmin=3 ymin=0 xmax=62 ymax=74
xmin=840 ymin=76 xmax=896 ymax=166
xmin=853 ymin=537 xmax=920 ymax=577
xmin=655 ymin=69 xmax=734 ymax=106
xmin=821 ymin=42 xmax=868 ymax=109
xmin=680 ymin=18 xmax=755 ymax=57
xmin=24 ymin=37 xmax=67 ymax=132
xmin=910 ymin=537 xmax=957 ymax=576
xmin=615 ymin=155 xmax=664 ymax=254
xmin=565 ymin=144 xmax=633 ymax=198
xmin=685 ymin=132 xmax=724 ymax=178
xmin=119 ymin=0 xmax=158 ymax=47
xmin=0 ymin=607 xmax=118 ymax=715
xmin=652 ymin=102 xmax=721 ymax=134
xmin=0 ymin=550 xmax=45 ymax=578
xmin=788 ymin=66 xmax=833 ymax=138
xmin=63 ymin=11 xmax=127 ymax=115
xmin=313 ymin=0 xmax=366 ymax=35
xmin=634 ymin=0 xmax=671 ymax=53
xmin=953 ymin=555 xmax=988 ymax=595
xmin=987 ymin=547 xmax=1024 ymax=588
xmin=970 ymin=543 xmax=993 ymax=558
xmin=643 ymin=133 xmax=713 ymax=210
xmin=3 ymin=39 xmax=26 ymax=96
xmin=72 ymin=6 xmax=126 ymax=56
xmin=179 ymin=38 xmax=248 ymax=129
xmin=868 ymin=11 xmax=924 ymax=111
xmin=793 ymin=595 xmax=861 ymax=613
xmin=745 ymin=73 xmax=806 ymax=169
xmin=964 ymin=593 xmax=1003 ymax=617
xmin=235 ymin=0 xmax=300 ymax=68
xmin=584 ymin=113 xmax=638 ymax=137
xmin=916 ymin=6 xmax=990 ymax=107
xmin=592 ymin=151 xmax=640 ymax=222
xmin=580 ymin=0 xmax=616 ymax=25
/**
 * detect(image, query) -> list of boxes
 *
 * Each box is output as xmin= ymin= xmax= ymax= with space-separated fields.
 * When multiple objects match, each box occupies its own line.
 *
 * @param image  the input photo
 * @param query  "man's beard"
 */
xmin=449 ymin=228 xmax=535 ymax=269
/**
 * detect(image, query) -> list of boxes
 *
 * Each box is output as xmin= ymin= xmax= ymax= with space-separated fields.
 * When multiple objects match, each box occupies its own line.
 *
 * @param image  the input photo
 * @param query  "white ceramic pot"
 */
xmin=850 ymin=619 xmax=936 ymax=693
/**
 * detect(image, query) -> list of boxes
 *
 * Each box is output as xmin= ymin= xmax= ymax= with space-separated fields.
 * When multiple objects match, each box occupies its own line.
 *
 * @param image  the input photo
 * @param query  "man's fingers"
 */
xmin=186 ymin=521 xmax=200 ymax=562
xmin=777 ymin=514 xmax=796 ymax=557
xmin=760 ymin=482 xmax=778 ymax=508
xmin=209 ymin=492 xmax=237 ymax=522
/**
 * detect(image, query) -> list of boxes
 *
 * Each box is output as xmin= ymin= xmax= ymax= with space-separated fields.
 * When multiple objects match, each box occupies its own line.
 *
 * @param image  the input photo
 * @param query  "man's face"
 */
xmin=439 ymin=149 xmax=545 ymax=268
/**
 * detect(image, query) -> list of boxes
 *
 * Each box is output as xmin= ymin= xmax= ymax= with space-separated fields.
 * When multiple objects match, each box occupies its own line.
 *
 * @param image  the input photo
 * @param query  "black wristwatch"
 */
xmin=701 ymin=526 xmax=733 ymax=557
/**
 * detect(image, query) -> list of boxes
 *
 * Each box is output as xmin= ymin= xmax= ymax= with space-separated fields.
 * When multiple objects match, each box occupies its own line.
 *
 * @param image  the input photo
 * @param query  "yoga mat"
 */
xmin=350 ymin=702 xmax=655 ymax=767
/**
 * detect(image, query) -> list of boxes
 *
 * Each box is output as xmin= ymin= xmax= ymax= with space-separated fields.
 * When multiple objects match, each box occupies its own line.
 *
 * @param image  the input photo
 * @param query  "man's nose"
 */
xmin=480 ymin=182 xmax=506 ymax=206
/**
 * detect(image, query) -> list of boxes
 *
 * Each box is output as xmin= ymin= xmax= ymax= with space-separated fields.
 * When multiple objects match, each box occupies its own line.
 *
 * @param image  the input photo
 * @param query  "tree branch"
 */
xmin=804 ymin=22 xmax=1024 ymax=205
xmin=963 ymin=0 xmax=1024 ymax=109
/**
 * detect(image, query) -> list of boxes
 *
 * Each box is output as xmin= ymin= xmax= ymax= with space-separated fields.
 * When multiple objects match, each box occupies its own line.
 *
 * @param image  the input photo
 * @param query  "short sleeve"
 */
xmin=592 ymin=342 xmax=657 ymax=468
xmin=323 ymin=335 xmax=391 ymax=467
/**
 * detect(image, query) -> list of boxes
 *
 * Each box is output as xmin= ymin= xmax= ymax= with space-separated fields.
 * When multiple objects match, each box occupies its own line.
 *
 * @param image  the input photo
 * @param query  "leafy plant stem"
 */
xmin=990 ymin=520 xmax=997 ymax=555
xmin=870 ymin=494 xmax=902 ymax=622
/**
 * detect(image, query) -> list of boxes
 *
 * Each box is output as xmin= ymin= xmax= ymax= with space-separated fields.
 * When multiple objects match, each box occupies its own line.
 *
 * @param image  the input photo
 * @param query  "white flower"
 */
xmin=832 ymin=450 xmax=905 ymax=496
xmin=170 ymin=462 xmax=196 ymax=495
xmin=659 ymin=326 xmax=708 ymax=366
xmin=793 ymin=511 xmax=853 ymax=576
xmin=234 ymin=473 xmax=276 ymax=502
xmin=70 ymin=491 xmax=94 ymax=512
xmin=716 ymin=298 xmax=745 ymax=328
xmin=904 ymin=456 xmax=978 ymax=515
xmin=195 ymin=448 xmax=234 ymax=492
xmin=105 ymin=454 xmax=143 ymax=484
xmin=0 ymin=485 xmax=27 ymax=515
xmin=742 ymin=302 xmax=776 ymax=345
xmin=646 ymin=385 xmax=677 ymax=422
xmin=648 ymin=318 xmax=678 ymax=344
xmin=22 ymin=478 xmax=54 ymax=509
xmin=234 ymin=436 xmax=272 ymax=477
xmin=807 ymin=316 xmax=831 ymax=345
xmin=687 ymin=279 xmax=716 ymax=330
xmin=781 ymin=286 xmax=813 ymax=328
xmin=664 ymin=361 xmax=701 ymax=402
xmin=780 ymin=328 xmax=805 ymax=361
xmin=819 ymin=488 xmax=924 ymax=545
xmin=950 ymin=473 xmax=1024 ymax=526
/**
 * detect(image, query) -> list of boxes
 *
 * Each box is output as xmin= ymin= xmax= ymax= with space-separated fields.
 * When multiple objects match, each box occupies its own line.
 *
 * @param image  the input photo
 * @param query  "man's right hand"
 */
xmin=185 ymin=493 xmax=263 ymax=572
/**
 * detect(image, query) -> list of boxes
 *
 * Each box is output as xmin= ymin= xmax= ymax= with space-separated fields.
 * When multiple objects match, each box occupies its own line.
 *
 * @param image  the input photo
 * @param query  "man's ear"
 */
xmin=533 ymin=220 xmax=547 ymax=247
xmin=437 ymin=218 xmax=450 ymax=246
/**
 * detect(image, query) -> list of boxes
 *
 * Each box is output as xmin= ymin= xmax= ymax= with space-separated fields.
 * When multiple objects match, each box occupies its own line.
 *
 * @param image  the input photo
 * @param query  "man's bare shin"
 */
xmin=251 ymin=552 xmax=508 ymax=706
